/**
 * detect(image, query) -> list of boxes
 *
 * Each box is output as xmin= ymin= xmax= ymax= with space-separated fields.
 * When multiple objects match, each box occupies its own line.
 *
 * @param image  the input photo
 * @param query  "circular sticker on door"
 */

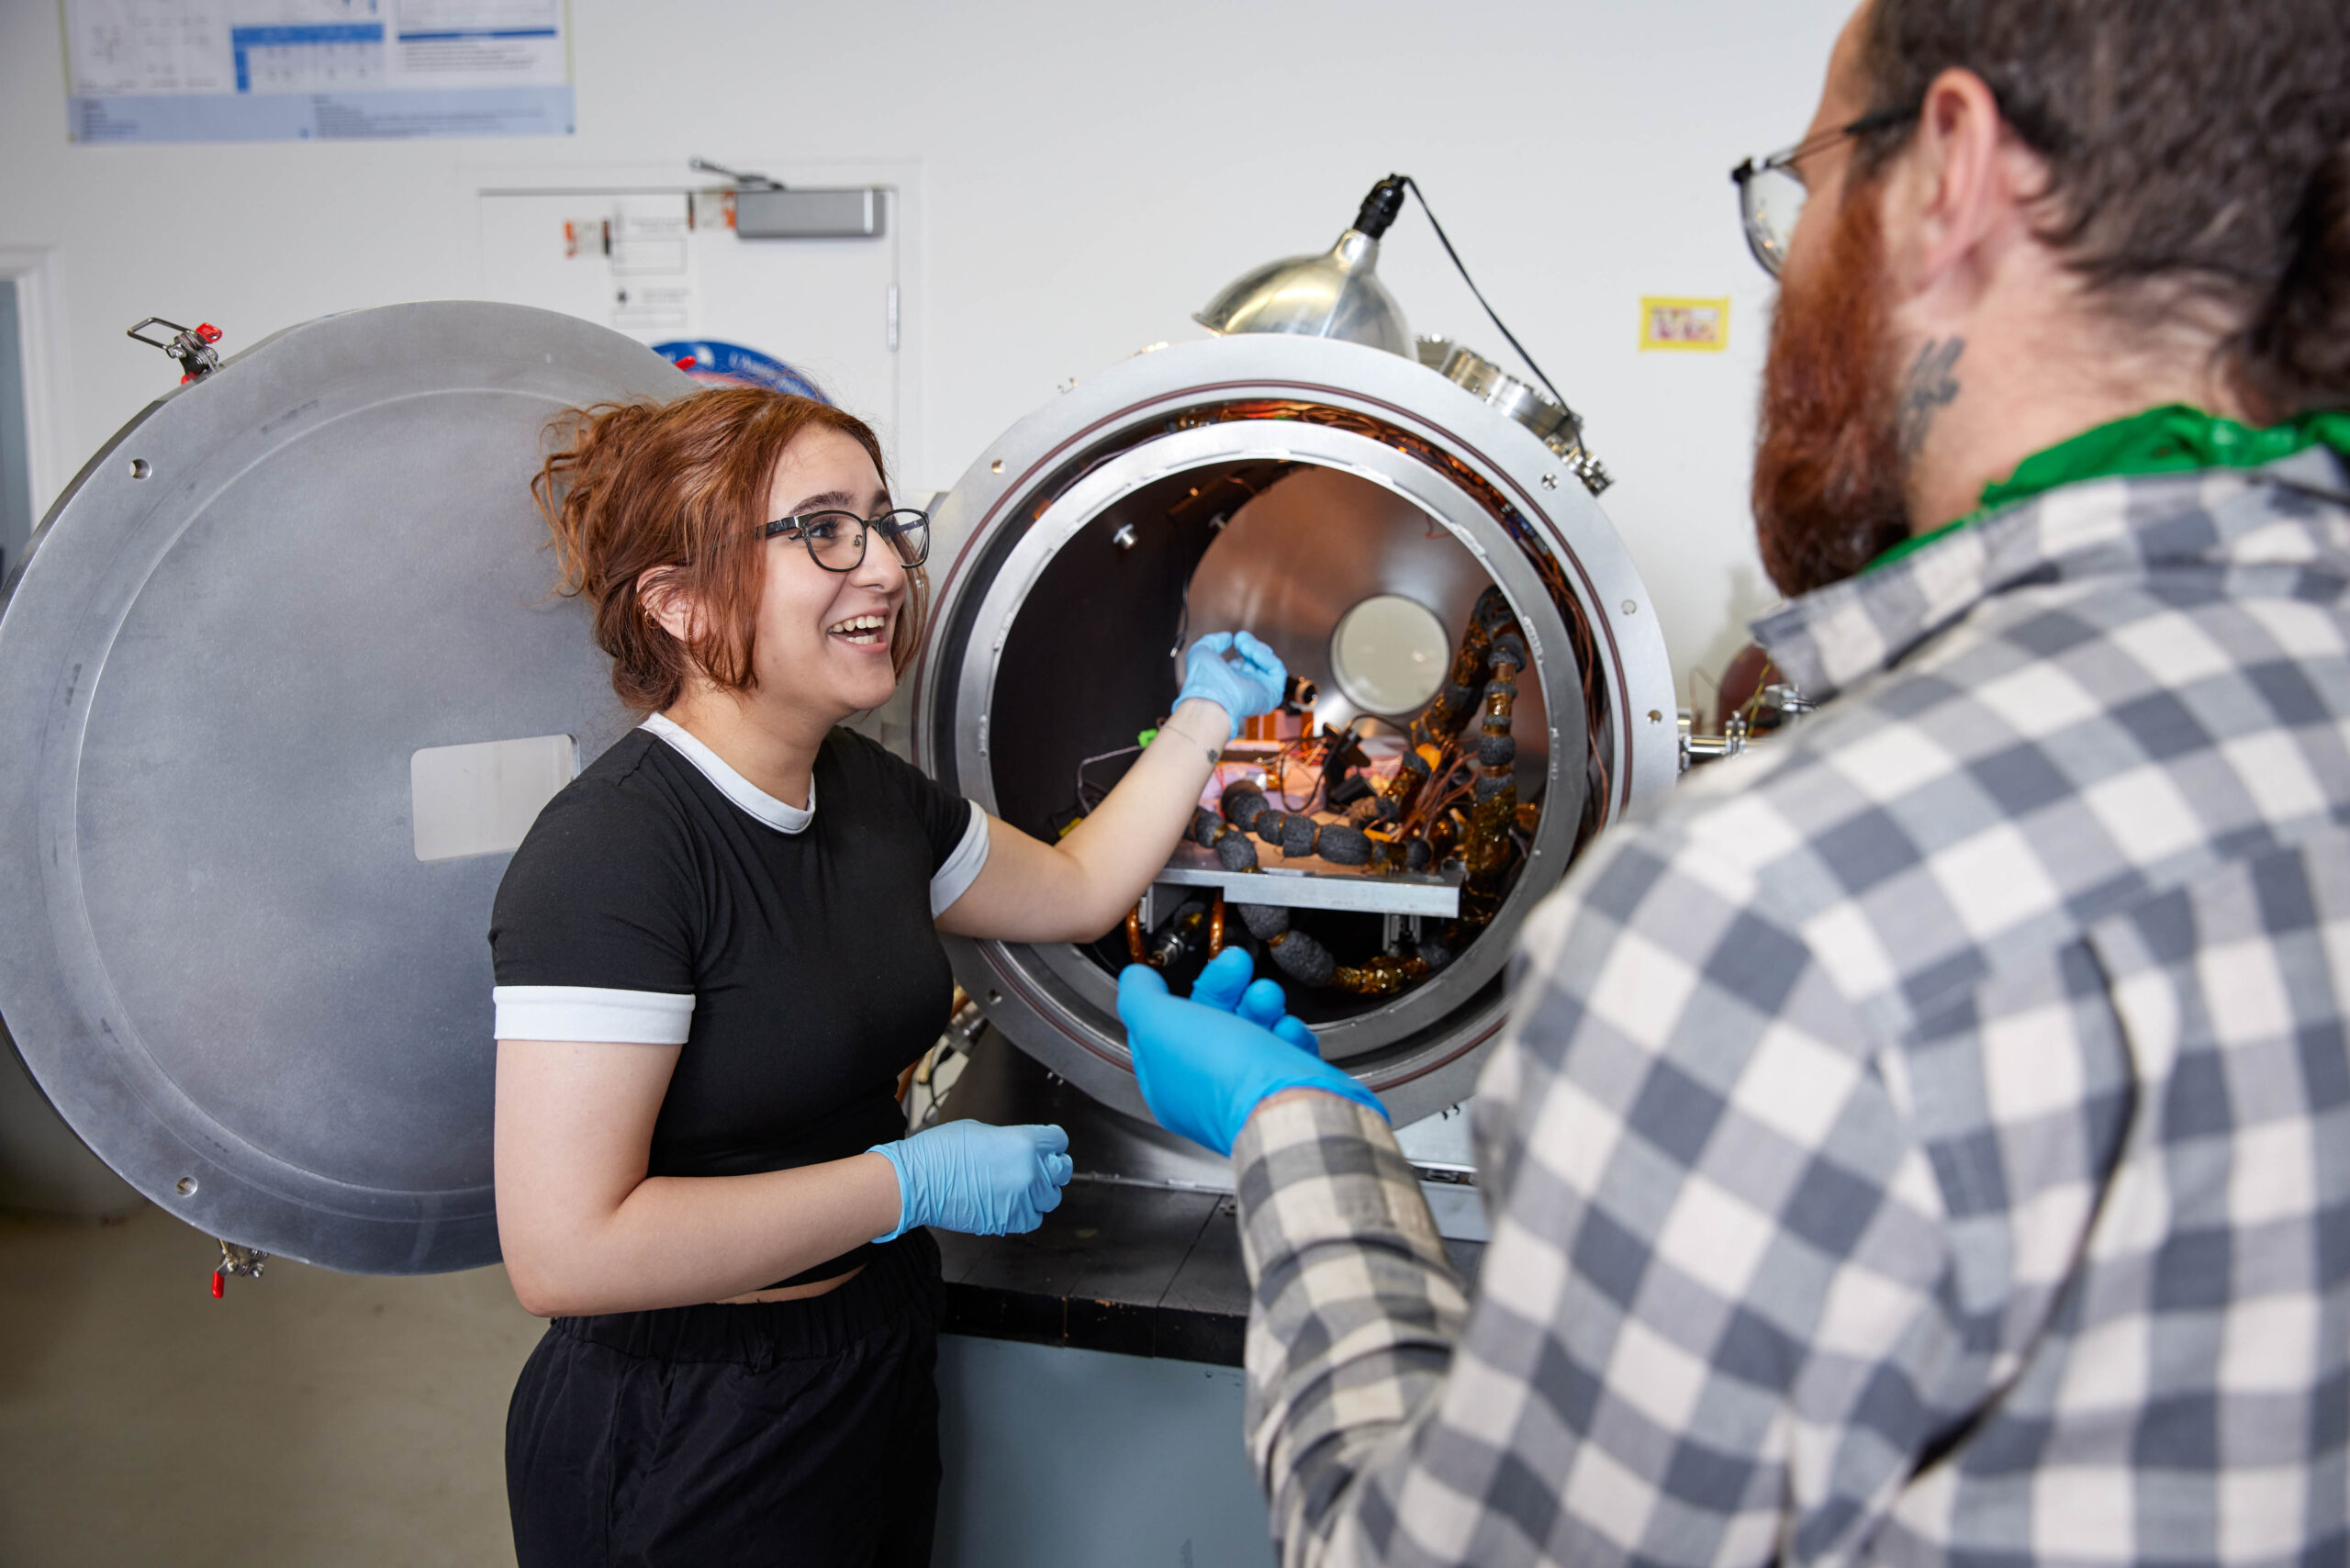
xmin=651 ymin=339 xmax=829 ymax=401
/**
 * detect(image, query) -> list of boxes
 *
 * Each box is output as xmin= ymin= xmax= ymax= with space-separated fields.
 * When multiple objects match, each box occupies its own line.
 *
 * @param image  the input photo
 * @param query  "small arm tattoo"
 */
xmin=1158 ymin=722 xmax=1221 ymax=767
xmin=1897 ymin=337 xmax=1964 ymax=460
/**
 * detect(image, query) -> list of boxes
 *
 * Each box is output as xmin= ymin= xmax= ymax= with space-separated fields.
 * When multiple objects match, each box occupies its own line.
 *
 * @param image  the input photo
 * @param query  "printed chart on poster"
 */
xmin=474 ymin=162 xmax=923 ymax=488
xmin=62 ymin=0 xmax=574 ymax=142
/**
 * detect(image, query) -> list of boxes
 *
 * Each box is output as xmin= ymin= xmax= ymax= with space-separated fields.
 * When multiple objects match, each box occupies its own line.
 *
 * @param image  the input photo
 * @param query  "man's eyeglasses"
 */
xmin=760 ymin=508 xmax=932 ymax=573
xmin=1730 ymin=106 xmax=1919 ymax=277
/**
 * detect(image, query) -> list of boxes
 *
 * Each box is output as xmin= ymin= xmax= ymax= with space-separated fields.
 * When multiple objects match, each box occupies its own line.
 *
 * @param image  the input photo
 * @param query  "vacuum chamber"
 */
xmin=912 ymin=333 xmax=1673 ymax=1127
xmin=0 ymin=305 xmax=1673 ymax=1272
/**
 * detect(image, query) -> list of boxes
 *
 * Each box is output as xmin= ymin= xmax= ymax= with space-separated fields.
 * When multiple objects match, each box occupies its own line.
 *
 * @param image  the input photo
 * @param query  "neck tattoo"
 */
xmin=1897 ymin=336 xmax=1964 ymax=461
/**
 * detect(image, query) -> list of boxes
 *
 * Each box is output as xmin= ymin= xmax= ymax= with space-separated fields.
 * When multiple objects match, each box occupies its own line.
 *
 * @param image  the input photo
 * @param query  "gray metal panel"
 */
xmin=733 ymin=186 xmax=886 ymax=240
xmin=934 ymin=1336 xmax=1272 ymax=1568
xmin=0 ymin=302 xmax=693 ymax=1272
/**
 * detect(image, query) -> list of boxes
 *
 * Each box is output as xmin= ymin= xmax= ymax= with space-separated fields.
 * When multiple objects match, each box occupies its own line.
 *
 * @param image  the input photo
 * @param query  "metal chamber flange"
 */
xmin=911 ymin=336 xmax=1674 ymax=1126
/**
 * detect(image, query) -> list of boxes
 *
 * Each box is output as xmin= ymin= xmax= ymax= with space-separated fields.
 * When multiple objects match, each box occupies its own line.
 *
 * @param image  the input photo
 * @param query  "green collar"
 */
xmin=1867 ymin=403 xmax=2350 ymax=574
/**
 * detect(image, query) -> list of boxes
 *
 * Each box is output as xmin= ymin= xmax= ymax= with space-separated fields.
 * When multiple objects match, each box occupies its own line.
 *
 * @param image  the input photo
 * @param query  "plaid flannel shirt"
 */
xmin=1231 ymin=447 xmax=2350 ymax=1566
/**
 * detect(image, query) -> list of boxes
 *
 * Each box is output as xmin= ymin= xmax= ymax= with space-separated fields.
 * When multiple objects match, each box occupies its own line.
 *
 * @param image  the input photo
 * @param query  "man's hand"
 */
xmin=1117 ymin=947 xmax=1388 ymax=1156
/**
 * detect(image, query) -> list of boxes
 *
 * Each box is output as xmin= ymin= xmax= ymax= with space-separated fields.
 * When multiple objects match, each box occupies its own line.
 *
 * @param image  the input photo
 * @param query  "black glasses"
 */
xmin=1730 ymin=106 xmax=1919 ymax=277
xmin=759 ymin=508 xmax=932 ymax=573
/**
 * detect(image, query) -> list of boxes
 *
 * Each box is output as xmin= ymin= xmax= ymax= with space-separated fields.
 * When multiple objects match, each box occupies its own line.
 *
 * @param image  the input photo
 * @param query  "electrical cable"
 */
xmin=1274 ymin=739 xmax=1314 ymax=812
xmin=1074 ymin=744 xmax=1143 ymax=815
xmin=1345 ymin=710 xmax=1416 ymax=738
xmin=1399 ymin=175 xmax=1573 ymax=418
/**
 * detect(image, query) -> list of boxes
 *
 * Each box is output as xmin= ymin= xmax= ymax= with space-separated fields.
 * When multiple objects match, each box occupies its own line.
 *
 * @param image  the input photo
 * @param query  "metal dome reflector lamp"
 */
xmin=1194 ymin=176 xmax=1413 ymax=356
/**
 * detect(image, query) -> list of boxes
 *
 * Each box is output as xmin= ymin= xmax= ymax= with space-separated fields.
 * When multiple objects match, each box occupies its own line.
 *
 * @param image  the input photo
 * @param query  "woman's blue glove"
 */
xmin=1177 ymin=631 xmax=1288 ymax=745
xmin=869 ymin=1120 xmax=1073 ymax=1241
xmin=1116 ymin=947 xmax=1388 ymax=1156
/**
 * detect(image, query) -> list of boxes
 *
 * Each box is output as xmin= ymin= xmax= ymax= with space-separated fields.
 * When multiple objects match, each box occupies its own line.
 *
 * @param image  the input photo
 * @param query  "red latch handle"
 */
xmin=210 ymin=1270 xmax=225 ymax=1299
xmin=195 ymin=323 xmax=222 ymax=343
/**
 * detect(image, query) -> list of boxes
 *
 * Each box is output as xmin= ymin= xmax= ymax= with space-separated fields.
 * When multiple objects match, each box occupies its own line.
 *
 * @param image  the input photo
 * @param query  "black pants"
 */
xmin=507 ymin=1232 xmax=945 ymax=1568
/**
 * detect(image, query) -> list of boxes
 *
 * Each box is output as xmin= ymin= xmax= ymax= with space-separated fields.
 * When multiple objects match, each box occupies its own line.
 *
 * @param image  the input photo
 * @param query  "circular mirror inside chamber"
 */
xmin=1328 ymin=594 xmax=1450 ymax=715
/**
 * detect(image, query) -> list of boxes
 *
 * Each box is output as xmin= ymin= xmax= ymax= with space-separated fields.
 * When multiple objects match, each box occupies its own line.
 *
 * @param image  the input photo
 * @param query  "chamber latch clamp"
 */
xmin=126 ymin=317 xmax=224 ymax=384
xmin=1566 ymin=448 xmax=1614 ymax=497
xmin=210 ymin=1238 xmax=269 ymax=1299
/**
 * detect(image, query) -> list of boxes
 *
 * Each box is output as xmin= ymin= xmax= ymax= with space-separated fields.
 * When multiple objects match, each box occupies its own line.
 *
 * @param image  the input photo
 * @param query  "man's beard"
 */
xmin=1751 ymin=185 xmax=1912 ymax=598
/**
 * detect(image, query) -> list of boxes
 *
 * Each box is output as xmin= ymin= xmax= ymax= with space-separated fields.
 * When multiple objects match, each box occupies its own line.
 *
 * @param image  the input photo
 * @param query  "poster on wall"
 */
xmin=61 ymin=0 xmax=575 ymax=143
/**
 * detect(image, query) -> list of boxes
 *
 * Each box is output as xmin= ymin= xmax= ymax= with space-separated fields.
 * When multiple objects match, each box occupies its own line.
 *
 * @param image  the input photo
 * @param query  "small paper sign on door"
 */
xmin=1639 ymin=297 xmax=1730 ymax=352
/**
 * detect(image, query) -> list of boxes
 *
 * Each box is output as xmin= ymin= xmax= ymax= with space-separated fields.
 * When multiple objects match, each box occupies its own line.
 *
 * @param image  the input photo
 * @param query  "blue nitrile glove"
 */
xmin=1176 ymin=631 xmax=1289 ymax=745
xmin=1116 ymin=947 xmax=1388 ymax=1156
xmin=869 ymin=1121 xmax=1073 ymax=1241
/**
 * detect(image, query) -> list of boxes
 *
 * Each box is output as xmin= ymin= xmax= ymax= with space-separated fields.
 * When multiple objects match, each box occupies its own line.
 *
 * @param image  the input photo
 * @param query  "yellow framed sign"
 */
xmin=1639 ymin=296 xmax=1730 ymax=353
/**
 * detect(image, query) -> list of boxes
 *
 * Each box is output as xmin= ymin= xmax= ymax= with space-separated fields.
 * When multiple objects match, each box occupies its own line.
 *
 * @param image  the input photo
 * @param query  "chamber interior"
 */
xmin=984 ymin=458 xmax=1546 ymax=1027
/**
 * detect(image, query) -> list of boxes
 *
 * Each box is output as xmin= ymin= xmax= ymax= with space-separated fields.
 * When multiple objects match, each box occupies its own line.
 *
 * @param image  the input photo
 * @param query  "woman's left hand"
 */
xmin=869 ymin=1120 xmax=1073 ymax=1240
xmin=1177 ymin=631 xmax=1288 ymax=743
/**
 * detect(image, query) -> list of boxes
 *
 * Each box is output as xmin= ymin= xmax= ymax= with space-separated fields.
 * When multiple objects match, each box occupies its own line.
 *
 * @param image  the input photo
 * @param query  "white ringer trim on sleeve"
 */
xmin=929 ymin=802 xmax=990 ymax=917
xmin=493 ymin=985 xmax=695 ymax=1045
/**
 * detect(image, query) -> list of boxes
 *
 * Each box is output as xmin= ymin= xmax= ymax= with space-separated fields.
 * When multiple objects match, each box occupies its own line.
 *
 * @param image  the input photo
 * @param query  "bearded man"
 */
xmin=1117 ymin=0 xmax=2350 ymax=1563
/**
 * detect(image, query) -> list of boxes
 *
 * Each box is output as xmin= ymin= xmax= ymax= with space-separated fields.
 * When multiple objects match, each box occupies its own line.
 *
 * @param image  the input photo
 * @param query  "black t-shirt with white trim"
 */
xmin=489 ymin=717 xmax=987 ymax=1188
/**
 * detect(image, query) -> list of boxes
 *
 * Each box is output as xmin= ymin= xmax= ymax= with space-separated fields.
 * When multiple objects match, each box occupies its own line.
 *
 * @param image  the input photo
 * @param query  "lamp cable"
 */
xmin=1392 ymin=174 xmax=1572 ymax=416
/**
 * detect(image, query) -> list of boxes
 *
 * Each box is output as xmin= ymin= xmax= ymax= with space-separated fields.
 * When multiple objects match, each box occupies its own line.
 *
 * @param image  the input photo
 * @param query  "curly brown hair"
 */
xmin=532 ymin=388 xmax=928 ymax=713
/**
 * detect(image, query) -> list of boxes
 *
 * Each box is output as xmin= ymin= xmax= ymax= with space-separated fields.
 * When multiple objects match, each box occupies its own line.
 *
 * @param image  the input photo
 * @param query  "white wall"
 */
xmin=0 ymin=0 xmax=1852 ymax=698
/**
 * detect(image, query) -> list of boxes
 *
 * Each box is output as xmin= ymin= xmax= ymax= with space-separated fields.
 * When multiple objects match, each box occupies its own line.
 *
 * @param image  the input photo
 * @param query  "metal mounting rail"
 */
xmin=1149 ymin=840 xmax=1462 ymax=918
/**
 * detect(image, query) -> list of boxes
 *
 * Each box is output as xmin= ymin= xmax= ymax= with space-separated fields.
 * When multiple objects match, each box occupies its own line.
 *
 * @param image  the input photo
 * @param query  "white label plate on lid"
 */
xmin=410 ymin=734 xmax=577 ymax=862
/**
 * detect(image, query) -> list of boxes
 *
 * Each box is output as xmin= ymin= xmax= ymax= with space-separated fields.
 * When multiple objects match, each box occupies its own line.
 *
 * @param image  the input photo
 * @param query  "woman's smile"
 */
xmin=823 ymin=610 xmax=892 ymax=648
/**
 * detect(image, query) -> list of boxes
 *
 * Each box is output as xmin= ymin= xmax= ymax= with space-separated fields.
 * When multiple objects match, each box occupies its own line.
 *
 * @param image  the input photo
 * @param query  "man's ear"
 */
xmin=1891 ymin=66 xmax=2032 ymax=301
xmin=636 ymin=566 xmax=699 ymax=644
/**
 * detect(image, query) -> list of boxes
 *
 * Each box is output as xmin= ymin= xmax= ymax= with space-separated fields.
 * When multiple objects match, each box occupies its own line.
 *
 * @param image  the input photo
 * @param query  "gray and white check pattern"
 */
xmin=1230 ymin=447 xmax=2350 ymax=1567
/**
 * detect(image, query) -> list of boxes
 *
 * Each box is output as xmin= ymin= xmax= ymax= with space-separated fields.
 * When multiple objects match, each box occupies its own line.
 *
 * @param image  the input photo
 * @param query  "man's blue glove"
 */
xmin=1117 ymin=947 xmax=1388 ymax=1157
xmin=1177 ymin=631 xmax=1288 ymax=745
xmin=869 ymin=1120 xmax=1073 ymax=1241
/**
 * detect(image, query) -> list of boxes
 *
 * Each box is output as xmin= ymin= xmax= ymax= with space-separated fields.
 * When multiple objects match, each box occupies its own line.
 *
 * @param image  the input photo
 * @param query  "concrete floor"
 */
xmin=0 ymin=1195 xmax=1276 ymax=1565
xmin=0 ymin=1203 xmax=539 ymax=1565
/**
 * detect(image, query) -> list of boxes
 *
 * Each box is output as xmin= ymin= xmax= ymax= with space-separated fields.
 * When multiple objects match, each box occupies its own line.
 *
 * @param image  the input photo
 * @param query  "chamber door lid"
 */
xmin=0 ymin=302 xmax=691 ymax=1273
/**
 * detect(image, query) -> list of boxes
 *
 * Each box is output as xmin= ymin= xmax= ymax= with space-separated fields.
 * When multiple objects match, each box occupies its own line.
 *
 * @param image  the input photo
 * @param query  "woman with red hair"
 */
xmin=488 ymin=388 xmax=1284 ymax=1565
